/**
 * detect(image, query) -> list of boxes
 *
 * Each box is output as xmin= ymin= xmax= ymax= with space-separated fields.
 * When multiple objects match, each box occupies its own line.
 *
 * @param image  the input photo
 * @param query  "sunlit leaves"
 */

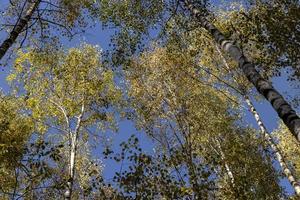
xmin=214 ymin=0 xmax=300 ymax=81
xmin=9 ymin=44 xmax=121 ymax=131
xmin=273 ymin=123 xmax=300 ymax=181
xmin=125 ymin=42 xmax=283 ymax=198
xmin=0 ymin=94 xmax=33 ymax=195
xmin=4 ymin=44 xmax=121 ymax=198
xmin=127 ymin=46 xmax=234 ymax=140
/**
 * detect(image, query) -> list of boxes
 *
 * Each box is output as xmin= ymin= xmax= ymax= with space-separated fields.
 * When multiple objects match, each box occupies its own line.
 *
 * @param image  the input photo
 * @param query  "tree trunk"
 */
xmin=0 ymin=0 xmax=41 ymax=61
xmin=245 ymin=96 xmax=300 ymax=197
xmin=64 ymin=132 xmax=78 ymax=200
xmin=215 ymin=138 xmax=235 ymax=187
xmin=64 ymin=104 xmax=84 ymax=200
xmin=214 ymin=36 xmax=300 ymax=197
xmin=182 ymin=0 xmax=300 ymax=142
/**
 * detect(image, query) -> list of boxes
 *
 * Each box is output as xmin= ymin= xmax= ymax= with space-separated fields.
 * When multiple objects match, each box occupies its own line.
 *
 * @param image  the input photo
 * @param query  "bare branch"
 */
xmin=40 ymin=0 xmax=64 ymax=10
xmin=32 ymin=17 xmax=74 ymax=37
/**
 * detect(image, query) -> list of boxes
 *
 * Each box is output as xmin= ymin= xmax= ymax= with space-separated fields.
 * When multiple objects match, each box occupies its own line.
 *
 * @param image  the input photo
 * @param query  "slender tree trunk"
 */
xmin=64 ymin=133 xmax=78 ymax=200
xmin=245 ymin=96 xmax=300 ymax=197
xmin=0 ymin=0 xmax=40 ymax=61
xmin=215 ymin=138 xmax=235 ymax=187
xmin=182 ymin=0 xmax=300 ymax=142
xmin=64 ymin=104 xmax=84 ymax=200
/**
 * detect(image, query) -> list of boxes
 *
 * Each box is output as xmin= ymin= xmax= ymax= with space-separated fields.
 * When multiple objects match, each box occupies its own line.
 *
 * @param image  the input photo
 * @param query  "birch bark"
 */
xmin=0 ymin=0 xmax=41 ymax=61
xmin=182 ymin=0 xmax=300 ymax=142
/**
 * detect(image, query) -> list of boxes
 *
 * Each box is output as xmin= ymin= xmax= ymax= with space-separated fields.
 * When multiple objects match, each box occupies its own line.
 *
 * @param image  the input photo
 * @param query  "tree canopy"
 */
xmin=0 ymin=0 xmax=300 ymax=199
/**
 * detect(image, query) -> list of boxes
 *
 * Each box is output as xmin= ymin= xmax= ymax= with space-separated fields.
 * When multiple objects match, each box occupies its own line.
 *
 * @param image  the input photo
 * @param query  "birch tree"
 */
xmin=226 ymin=0 xmax=300 ymax=81
xmin=180 ymin=0 xmax=300 ymax=142
xmin=8 ymin=44 xmax=122 ymax=199
xmin=273 ymin=123 xmax=300 ymax=199
xmin=97 ymin=0 xmax=300 ymax=144
xmin=126 ymin=45 xmax=283 ymax=198
xmin=201 ymin=29 xmax=300 ymax=196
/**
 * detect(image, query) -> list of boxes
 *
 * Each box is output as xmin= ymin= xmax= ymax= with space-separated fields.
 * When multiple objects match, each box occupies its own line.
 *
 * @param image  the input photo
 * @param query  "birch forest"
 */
xmin=1 ymin=0 xmax=300 ymax=199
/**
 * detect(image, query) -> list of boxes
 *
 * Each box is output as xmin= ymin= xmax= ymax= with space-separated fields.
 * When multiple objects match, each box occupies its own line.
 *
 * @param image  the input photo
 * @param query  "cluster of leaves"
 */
xmin=273 ymin=123 xmax=300 ymax=181
xmin=99 ymin=129 xmax=283 ymax=200
xmin=8 ymin=44 xmax=121 ymax=133
xmin=98 ymin=0 xmax=166 ymax=66
xmin=125 ymin=43 xmax=284 ymax=199
xmin=102 ymin=135 xmax=216 ymax=199
xmin=0 ymin=94 xmax=33 ymax=196
xmin=1 ymin=44 xmax=120 ymax=199
xmin=214 ymin=0 xmax=300 ymax=81
xmin=0 ymin=135 xmax=104 ymax=199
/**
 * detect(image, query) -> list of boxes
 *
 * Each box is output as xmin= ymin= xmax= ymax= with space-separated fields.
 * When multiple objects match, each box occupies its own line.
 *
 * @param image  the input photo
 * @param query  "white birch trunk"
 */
xmin=215 ymin=138 xmax=235 ymax=187
xmin=182 ymin=0 xmax=300 ymax=141
xmin=245 ymin=96 xmax=300 ymax=197
xmin=214 ymin=39 xmax=300 ymax=196
xmin=64 ymin=103 xmax=85 ymax=200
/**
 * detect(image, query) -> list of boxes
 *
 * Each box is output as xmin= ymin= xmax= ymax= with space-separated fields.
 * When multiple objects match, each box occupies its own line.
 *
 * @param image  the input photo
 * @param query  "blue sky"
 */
xmin=0 ymin=0 xmax=298 ymax=196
